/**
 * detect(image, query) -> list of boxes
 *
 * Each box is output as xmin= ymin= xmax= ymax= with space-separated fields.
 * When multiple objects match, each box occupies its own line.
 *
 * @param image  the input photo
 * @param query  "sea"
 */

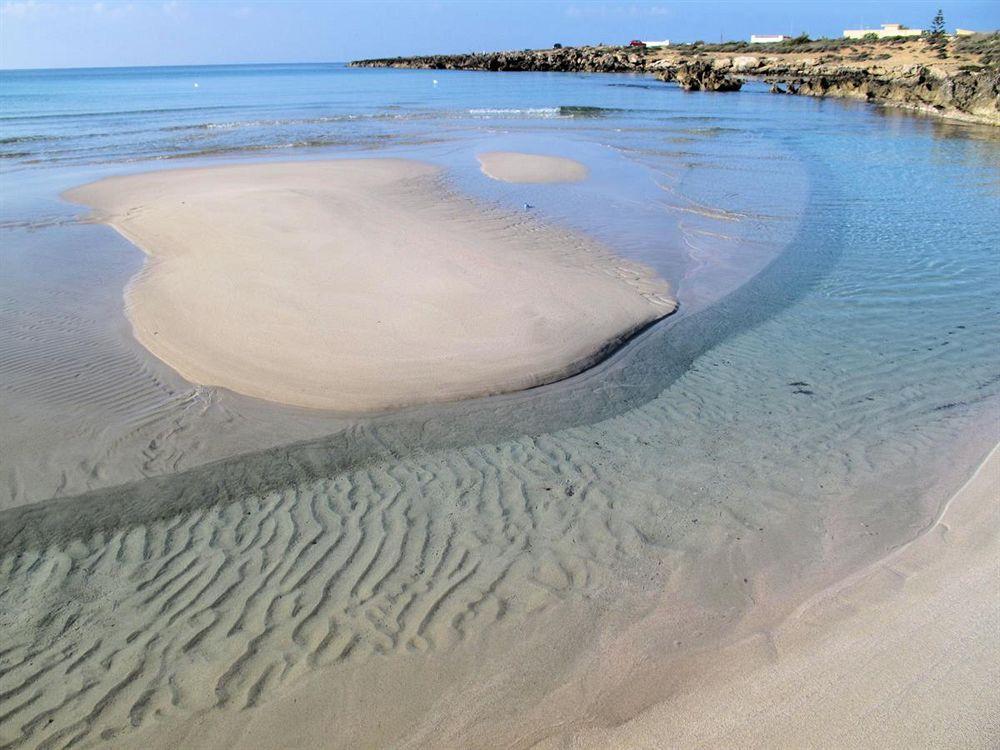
xmin=0 ymin=62 xmax=998 ymax=746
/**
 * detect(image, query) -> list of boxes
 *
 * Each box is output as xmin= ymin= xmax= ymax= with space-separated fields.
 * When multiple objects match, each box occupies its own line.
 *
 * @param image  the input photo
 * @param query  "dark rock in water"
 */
xmin=769 ymin=82 xmax=796 ymax=95
xmin=669 ymin=61 xmax=743 ymax=92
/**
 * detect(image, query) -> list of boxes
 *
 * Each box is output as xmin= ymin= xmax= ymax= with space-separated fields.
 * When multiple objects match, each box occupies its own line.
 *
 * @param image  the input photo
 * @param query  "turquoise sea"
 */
xmin=0 ymin=63 xmax=998 ymax=747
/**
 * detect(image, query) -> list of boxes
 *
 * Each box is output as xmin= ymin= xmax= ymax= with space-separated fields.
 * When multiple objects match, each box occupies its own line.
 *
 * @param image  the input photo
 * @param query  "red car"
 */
xmin=629 ymin=40 xmax=646 ymax=47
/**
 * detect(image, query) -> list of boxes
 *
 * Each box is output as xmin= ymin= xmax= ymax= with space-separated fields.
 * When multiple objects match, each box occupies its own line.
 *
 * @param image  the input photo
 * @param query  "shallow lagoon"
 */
xmin=0 ymin=65 xmax=998 ymax=747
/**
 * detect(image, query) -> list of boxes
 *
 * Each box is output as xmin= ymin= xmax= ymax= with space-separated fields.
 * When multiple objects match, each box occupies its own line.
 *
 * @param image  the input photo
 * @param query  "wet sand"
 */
xmin=477 ymin=151 xmax=589 ymax=183
xmin=66 ymin=159 xmax=671 ymax=412
xmin=35 ymin=437 xmax=991 ymax=750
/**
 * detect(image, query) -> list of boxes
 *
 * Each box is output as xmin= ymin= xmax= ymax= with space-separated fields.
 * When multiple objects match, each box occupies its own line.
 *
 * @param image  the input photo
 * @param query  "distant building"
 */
xmin=642 ymin=39 xmax=671 ymax=47
xmin=843 ymin=23 xmax=923 ymax=39
xmin=955 ymin=28 xmax=979 ymax=37
xmin=750 ymin=34 xmax=791 ymax=44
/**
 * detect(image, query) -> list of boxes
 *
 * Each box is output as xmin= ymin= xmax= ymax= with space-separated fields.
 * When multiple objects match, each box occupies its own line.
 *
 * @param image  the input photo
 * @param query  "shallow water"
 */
xmin=0 ymin=64 xmax=998 ymax=747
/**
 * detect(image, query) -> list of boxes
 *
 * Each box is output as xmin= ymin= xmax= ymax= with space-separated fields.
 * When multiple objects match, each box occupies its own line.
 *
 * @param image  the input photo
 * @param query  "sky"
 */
xmin=1 ymin=0 xmax=998 ymax=70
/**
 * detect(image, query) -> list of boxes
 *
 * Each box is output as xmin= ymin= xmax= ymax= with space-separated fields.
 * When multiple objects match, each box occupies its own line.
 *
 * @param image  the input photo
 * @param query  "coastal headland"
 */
xmin=66 ymin=158 xmax=674 ymax=412
xmin=352 ymin=34 xmax=1000 ymax=125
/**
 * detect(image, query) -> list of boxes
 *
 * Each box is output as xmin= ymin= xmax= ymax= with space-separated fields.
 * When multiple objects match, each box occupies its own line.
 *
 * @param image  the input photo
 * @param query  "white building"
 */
xmin=642 ymin=40 xmax=671 ymax=47
xmin=750 ymin=34 xmax=791 ymax=44
xmin=843 ymin=23 xmax=924 ymax=39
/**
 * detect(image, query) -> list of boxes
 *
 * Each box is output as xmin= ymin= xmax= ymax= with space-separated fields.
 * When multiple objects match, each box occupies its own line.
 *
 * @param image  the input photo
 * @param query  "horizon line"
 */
xmin=0 ymin=59 xmax=355 ymax=73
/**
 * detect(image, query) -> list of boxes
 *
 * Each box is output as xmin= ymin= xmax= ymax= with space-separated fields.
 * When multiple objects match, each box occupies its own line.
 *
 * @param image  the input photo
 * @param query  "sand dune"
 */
xmin=65 ymin=159 xmax=671 ymax=412
xmin=477 ymin=151 xmax=589 ymax=183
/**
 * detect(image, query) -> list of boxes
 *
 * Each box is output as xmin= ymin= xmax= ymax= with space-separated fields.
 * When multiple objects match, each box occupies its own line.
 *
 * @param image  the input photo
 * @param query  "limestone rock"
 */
xmin=670 ymin=61 xmax=743 ymax=92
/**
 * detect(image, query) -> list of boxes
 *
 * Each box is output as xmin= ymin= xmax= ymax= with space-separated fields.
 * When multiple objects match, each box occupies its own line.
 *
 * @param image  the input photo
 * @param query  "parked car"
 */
xmin=628 ymin=40 xmax=646 ymax=47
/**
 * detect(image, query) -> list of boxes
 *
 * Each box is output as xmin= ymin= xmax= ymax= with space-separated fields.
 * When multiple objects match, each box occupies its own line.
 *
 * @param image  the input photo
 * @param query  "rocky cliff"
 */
xmin=351 ymin=43 xmax=999 ymax=125
xmin=350 ymin=46 xmax=648 ymax=73
xmin=727 ymin=57 xmax=999 ymax=124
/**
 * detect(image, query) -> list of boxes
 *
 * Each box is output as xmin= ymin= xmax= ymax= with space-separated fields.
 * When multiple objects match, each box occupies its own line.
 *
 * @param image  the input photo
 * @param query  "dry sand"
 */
xmin=548 ymin=444 xmax=1000 ymax=749
xmin=477 ymin=151 xmax=589 ymax=183
xmin=65 ymin=159 xmax=671 ymax=412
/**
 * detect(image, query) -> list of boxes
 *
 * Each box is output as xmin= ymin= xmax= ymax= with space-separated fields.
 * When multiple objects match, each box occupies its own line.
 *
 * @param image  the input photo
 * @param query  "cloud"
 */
xmin=161 ymin=0 xmax=186 ymax=18
xmin=0 ymin=0 xmax=42 ymax=18
xmin=1 ymin=0 xmax=134 ymax=18
xmin=565 ymin=2 xmax=673 ymax=20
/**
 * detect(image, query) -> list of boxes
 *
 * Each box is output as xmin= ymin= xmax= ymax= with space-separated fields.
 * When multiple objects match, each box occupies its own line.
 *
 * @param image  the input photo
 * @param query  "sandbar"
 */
xmin=477 ymin=151 xmax=589 ymax=183
xmin=66 ymin=159 xmax=672 ymax=412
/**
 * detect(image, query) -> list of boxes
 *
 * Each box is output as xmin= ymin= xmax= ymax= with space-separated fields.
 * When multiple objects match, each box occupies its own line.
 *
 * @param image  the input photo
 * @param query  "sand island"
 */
xmin=66 ymin=159 xmax=673 ymax=412
xmin=477 ymin=151 xmax=589 ymax=183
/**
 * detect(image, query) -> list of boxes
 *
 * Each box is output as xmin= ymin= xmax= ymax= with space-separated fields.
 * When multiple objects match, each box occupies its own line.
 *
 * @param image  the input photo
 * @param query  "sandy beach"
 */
xmin=477 ymin=151 xmax=589 ymax=183
xmin=66 ymin=159 xmax=672 ymax=412
xmin=550 ymin=444 xmax=1000 ymax=749
xmin=3 ymin=34 xmax=999 ymax=750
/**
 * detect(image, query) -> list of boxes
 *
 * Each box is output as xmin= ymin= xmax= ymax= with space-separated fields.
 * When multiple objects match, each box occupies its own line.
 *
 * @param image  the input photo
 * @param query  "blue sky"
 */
xmin=1 ymin=0 xmax=998 ymax=69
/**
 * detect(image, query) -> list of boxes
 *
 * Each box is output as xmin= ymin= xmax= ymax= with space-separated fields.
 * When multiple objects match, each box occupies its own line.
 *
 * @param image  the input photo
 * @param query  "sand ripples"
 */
xmin=0 ymin=305 xmax=175 ymax=418
xmin=0 ymin=433 xmax=673 ymax=749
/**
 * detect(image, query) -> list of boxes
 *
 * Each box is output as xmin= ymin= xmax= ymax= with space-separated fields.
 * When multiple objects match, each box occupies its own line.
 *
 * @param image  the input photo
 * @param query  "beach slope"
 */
xmin=552 ymin=445 xmax=1000 ymax=749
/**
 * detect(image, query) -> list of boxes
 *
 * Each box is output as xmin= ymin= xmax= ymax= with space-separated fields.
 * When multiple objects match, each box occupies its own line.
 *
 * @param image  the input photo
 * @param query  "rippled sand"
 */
xmin=66 ymin=159 xmax=671 ymax=412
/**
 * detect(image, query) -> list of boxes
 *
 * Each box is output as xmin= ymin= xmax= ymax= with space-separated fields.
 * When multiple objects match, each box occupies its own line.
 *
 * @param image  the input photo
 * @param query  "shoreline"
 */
xmin=351 ymin=39 xmax=1000 ymax=126
xmin=65 ymin=158 xmax=675 ymax=413
xmin=546 ymin=440 xmax=1000 ymax=748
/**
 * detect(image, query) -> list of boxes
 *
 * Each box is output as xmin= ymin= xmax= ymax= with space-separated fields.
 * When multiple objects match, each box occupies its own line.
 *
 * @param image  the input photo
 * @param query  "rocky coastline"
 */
xmin=351 ymin=43 xmax=1000 ymax=125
